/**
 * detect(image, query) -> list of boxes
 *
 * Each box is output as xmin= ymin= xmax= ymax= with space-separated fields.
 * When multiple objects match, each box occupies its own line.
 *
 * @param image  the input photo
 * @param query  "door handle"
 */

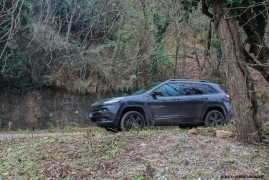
xmin=173 ymin=98 xmax=181 ymax=101
xmin=202 ymin=97 xmax=208 ymax=100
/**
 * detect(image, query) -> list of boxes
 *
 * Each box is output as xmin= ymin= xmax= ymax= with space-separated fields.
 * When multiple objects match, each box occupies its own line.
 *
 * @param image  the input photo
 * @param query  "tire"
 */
xmin=204 ymin=110 xmax=225 ymax=127
xmin=120 ymin=111 xmax=145 ymax=131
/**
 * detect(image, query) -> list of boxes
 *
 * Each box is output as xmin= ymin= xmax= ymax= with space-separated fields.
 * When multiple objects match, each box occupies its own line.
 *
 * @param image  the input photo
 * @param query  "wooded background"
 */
xmin=1 ymin=0 xmax=269 ymax=143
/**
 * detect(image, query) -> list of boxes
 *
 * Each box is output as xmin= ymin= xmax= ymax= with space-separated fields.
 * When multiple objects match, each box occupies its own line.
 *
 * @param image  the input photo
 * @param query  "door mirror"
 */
xmin=152 ymin=90 xmax=163 ymax=97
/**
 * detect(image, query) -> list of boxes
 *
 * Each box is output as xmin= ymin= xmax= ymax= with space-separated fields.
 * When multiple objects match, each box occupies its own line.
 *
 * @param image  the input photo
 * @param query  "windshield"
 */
xmin=132 ymin=83 xmax=159 ymax=95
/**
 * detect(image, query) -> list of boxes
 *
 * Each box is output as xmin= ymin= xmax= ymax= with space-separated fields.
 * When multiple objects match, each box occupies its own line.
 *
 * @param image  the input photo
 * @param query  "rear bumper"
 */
xmin=226 ymin=110 xmax=233 ymax=122
xmin=223 ymin=101 xmax=233 ymax=122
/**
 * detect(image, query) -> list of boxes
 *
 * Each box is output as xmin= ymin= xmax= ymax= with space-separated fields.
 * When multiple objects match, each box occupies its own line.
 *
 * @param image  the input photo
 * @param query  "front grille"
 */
xmin=91 ymin=105 xmax=99 ymax=111
xmin=91 ymin=117 xmax=102 ymax=122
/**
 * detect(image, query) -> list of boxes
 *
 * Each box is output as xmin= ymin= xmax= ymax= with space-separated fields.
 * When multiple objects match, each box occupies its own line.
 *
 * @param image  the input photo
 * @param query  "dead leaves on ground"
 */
xmin=0 ymin=128 xmax=268 ymax=179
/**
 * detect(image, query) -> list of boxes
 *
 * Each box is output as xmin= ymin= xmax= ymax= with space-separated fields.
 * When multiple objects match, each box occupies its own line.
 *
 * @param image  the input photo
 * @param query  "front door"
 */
xmin=148 ymin=83 xmax=181 ymax=125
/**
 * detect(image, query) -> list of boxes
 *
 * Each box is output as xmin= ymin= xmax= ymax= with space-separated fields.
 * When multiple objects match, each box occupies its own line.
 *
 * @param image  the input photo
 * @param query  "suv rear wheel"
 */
xmin=120 ymin=111 xmax=145 ymax=131
xmin=205 ymin=110 xmax=225 ymax=126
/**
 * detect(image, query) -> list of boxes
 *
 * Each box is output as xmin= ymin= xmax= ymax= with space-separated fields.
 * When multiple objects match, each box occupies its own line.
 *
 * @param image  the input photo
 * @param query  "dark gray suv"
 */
xmin=89 ymin=79 xmax=233 ymax=131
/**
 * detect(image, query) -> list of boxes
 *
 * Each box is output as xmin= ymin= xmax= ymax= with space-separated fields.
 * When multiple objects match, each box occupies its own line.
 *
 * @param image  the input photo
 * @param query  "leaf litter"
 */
xmin=0 ymin=127 xmax=268 ymax=179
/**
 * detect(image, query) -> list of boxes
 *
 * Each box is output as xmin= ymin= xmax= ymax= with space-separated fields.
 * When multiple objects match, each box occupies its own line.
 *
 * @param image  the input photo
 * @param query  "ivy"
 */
xmin=153 ymin=13 xmax=169 ymax=43
xmin=211 ymin=37 xmax=222 ymax=59
xmin=149 ymin=12 xmax=172 ymax=83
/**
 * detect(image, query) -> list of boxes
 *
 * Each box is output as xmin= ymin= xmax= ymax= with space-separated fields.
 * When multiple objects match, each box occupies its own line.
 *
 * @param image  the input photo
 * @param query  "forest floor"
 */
xmin=0 ymin=132 xmax=86 ymax=140
xmin=0 ymin=126 xmax=268 ymax=179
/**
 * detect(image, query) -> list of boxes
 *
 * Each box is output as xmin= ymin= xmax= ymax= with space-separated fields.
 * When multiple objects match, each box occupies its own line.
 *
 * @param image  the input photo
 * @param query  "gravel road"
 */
xmin=0 ymin=132 xmax=86 ymax=140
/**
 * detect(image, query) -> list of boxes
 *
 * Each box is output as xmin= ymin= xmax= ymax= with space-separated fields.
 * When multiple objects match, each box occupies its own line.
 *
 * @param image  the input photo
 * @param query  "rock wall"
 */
xmin=0 ymin=90 xmax=103 ymax=130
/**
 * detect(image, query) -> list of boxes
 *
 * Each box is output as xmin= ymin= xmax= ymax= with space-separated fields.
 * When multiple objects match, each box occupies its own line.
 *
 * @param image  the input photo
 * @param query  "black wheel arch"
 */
xmin=118 ymin=105 xmax=149 ymax=127
xmin=203 ymin=105 xmax=227 ymax=120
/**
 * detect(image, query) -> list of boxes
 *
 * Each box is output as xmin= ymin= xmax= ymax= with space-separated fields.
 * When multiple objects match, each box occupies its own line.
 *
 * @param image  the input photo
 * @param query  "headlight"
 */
xmin=103 ymin=97 xmax=123 ymax=104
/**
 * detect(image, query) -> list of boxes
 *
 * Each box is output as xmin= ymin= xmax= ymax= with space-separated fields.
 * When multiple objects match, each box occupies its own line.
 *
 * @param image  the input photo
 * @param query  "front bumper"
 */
xmin=89 ymin=103 xmax=120 ymax=128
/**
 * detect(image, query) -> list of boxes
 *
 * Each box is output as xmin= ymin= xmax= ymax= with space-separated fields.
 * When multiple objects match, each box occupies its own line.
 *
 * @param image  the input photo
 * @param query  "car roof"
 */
xmin=162 ymin=79 xmax=223 ymax=92
xmin=166 ymin=79 xmax=211 ymax=83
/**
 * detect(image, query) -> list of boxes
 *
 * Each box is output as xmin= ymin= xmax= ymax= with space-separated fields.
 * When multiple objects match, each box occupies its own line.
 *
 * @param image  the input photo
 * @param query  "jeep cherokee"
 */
xmin=89 ymin=79 xmax=233 ymax=131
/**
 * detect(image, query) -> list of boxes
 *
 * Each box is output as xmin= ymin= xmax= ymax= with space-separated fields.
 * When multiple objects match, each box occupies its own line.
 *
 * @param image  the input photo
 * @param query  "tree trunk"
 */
xmin=212 ymin=1 xmax=261 ymax=143
xmin=174 ymin=37 xmax=180 ymax=78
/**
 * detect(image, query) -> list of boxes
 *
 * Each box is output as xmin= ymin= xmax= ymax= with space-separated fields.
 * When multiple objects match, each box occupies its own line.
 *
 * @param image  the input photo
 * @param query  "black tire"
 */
xmin=120 ymin=111 xmax=145 ymax=131
xmin=204 ymin=110 xmax=225 ymax=127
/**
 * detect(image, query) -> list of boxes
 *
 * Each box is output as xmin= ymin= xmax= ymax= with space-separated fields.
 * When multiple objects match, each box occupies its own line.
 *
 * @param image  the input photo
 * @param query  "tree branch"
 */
xmin=202 ymin=0 xmax=213 ymax=19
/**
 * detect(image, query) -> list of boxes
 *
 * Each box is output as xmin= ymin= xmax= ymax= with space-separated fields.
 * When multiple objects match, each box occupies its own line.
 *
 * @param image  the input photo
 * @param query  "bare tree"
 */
xmin=0 ymin=0 xmax=25 ymax=66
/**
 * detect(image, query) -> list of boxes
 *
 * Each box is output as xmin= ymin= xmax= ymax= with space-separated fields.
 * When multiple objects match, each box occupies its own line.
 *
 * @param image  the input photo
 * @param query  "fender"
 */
xmin=202 ymin=104 xmax=227 ymax=119
xmin=115 ymin=104 xmax=151 ymax=126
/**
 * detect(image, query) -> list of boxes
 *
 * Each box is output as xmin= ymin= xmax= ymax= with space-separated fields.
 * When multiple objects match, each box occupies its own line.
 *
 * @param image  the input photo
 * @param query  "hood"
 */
xmin=91 ymin=93 xmax=149 ymax=108
xmin=91 ymin=96 xmax=124 ymax=106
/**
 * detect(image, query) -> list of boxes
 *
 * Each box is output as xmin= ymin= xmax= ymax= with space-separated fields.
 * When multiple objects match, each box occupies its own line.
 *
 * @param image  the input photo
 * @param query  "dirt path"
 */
xmin=0 ymin=132 xmax=87 ymax=140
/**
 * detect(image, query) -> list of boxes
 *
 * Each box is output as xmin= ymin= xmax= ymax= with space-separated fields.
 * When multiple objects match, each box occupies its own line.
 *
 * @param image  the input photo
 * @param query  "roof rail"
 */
xmin=167 ymin=79 xmax=211 ymax=83
xmin=199 ymin=80 xmax=211 ymax=83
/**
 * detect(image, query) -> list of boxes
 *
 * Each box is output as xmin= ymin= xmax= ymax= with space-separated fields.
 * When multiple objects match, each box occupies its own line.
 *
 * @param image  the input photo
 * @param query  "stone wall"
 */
xmin=0 ymin=90 xmax=103 ymax=130
xmin=0 ymin=88 xmax=267 ymax=130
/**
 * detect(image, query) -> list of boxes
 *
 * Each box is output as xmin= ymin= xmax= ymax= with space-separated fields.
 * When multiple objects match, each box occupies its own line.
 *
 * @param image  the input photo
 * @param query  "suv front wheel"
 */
xmin=120 ymin=111 xmax=145 ymax=131
xmin=204 ymin=110 xmax=225 ymax=126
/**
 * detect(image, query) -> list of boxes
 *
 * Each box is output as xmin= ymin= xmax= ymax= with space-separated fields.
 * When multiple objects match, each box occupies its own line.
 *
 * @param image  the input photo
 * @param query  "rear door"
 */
xmin=179 ymin=83 xmax=215 ymax=123
xmin=148 ymin=83 xmax=181 ymax=125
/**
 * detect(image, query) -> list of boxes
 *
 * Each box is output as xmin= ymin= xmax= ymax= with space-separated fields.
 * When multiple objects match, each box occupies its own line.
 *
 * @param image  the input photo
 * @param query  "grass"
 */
xmin=0 ymin=126 xmax=101 ymax=134
xmin=0 ymin=125 xmax=268 ymax=179
xmin=0 ymin=124 xmax=233 ymax=134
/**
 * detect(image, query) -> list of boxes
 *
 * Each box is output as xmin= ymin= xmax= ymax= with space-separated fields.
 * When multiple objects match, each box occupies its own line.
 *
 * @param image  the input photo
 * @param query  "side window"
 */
xmin=201 ymin=84 xmax=218 ymax=94
xmin=181 ymin=83 xmax=203 ymax=95
xmin=155 ymin=83 xmax=180 ymax=97
xmin=181 ymin=83 xmax=218 ymax=95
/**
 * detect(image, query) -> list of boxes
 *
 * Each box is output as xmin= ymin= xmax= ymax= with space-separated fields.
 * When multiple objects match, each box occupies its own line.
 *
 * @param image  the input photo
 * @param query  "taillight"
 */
xmin=226 ymin=94 xmax=231 ymax=100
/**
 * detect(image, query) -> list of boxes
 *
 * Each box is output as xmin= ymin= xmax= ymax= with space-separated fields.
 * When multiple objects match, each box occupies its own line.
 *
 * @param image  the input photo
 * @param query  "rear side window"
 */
xmin=155 ymin=83 xmax=180 ymax=96
xmin=202 ymin=84 xmax=218 ymax=94
xmin=181 ymin=83 xmax=217 ymax=95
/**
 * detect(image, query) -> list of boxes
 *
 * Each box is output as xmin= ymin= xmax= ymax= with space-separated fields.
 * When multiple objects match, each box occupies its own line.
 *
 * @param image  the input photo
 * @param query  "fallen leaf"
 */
xmin=2 ymin=172 xmax=9 ymax=176
xmin=60 ymin=166 xmax=68 ymax=178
